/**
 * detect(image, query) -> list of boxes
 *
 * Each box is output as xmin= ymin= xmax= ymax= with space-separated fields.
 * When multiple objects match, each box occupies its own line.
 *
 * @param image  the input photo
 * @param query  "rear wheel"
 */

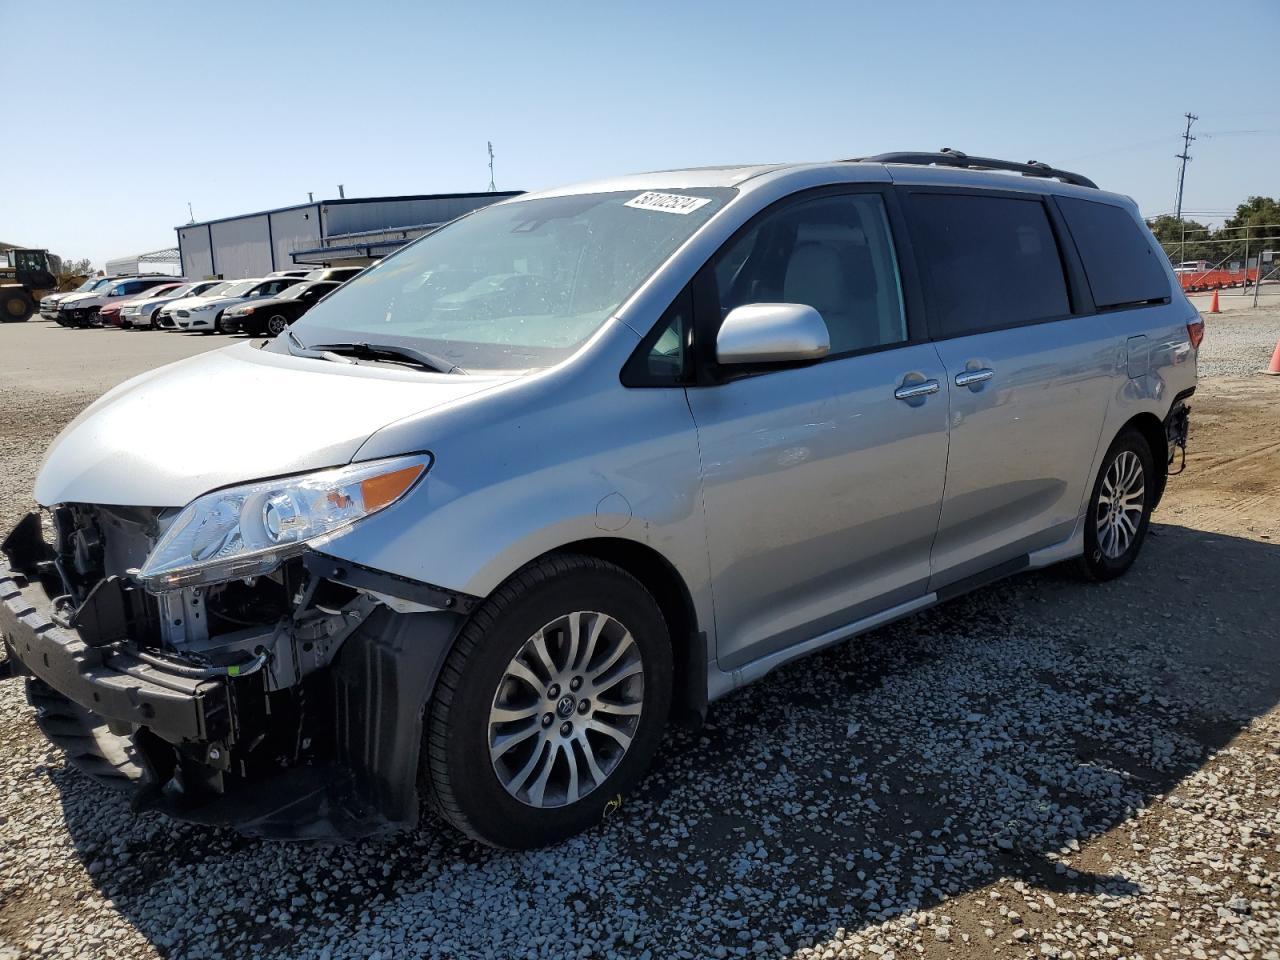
xmin=425 ymin=554 xmax=672 ymax=849
xmin=1076 ymin=428 xmax=1155 ymax=581
xmin=2 ymin=289 xmax=34 ymax=322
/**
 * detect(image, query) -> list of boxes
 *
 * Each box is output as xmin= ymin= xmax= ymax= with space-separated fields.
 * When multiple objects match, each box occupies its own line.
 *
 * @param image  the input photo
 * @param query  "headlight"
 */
xmin=138 ymin=454 xmax=430 ymax=592
xmin=229 ymin=306 xmax=253 ymax=317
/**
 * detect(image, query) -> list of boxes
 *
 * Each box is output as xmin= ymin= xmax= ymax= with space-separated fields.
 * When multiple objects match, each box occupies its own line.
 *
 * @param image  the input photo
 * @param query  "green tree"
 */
xmin=1218 ymin=197 xmax=1280 ymax=267
xmin=1146 ymin=215 xmax=1215 ymax=264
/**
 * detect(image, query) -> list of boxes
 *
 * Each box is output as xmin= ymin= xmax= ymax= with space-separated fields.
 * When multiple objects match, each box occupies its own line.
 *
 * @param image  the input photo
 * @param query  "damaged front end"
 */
xmin=0 ymin=501 xmax=476 ymax=840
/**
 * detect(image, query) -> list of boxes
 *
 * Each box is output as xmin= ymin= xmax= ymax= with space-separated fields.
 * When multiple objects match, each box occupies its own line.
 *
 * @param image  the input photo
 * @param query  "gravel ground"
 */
xmin=1 ymin=316 xmax=1278 ymax=960
xmin=1191 ymin=289 xmax=1280 ymax=377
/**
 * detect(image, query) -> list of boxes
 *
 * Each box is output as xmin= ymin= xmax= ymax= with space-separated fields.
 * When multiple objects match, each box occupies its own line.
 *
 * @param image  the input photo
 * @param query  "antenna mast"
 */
xmin=487 ymin=141 xmax=496 ymax=192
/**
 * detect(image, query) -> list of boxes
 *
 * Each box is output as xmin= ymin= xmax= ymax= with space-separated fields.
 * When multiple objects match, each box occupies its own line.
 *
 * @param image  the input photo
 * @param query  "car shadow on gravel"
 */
xmin=41 ymin=522 xmax=1280 ymax=959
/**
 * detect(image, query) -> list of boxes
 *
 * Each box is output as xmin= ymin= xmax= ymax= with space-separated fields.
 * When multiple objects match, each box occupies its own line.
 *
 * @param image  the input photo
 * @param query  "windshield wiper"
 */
xmin=309 ymin=341 xmax=465 ymax=374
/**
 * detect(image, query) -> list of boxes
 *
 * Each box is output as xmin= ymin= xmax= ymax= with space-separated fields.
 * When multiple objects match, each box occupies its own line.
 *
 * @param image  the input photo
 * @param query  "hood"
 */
xmin=58 ymin=292 xmax=97 ymax=306
xmin=167 ymin=294 xmax=220 ymax=311
xmin=35 ymin=341 xmax=512 ymax=508
xmin=190 ymin=294 xmax=243 ymax=310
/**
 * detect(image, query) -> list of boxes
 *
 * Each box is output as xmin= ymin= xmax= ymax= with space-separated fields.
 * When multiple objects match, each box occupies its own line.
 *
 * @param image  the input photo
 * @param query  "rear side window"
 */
xmin=910 ymin=193 xmax=1070 ymax=338
xmin=1057 ymin=197 xmax=1170 ymax=309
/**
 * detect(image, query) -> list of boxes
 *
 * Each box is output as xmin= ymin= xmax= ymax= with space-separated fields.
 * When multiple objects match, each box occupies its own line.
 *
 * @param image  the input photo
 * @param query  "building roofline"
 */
xmin=173 ymin=191 xmax=523 ymax=231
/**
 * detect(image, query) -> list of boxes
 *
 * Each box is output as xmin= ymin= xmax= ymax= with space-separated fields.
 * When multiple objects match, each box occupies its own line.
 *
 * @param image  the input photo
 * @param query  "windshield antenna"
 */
xmin=487 ymin=141 xmax=497 ymax=192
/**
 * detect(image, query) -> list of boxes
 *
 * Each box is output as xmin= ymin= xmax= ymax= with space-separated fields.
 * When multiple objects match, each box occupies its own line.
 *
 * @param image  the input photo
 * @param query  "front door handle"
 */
xmin=894 ymin=379 xmax=941 ymax=401
xmin=954 ymin=367 xmax=995 ymax=388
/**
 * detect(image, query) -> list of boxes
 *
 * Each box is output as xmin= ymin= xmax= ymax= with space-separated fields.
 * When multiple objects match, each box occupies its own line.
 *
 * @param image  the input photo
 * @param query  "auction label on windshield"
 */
xmin=624 ymin=192 xmax=713 ymax=215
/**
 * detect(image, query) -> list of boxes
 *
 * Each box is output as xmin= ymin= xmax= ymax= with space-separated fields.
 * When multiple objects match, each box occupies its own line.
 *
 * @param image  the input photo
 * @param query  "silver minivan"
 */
xmin=0 ymin=152 xmax=1199 ymax=848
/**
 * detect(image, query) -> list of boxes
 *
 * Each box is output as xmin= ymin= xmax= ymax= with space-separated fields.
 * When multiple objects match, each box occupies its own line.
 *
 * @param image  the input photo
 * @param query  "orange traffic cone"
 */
xmin=1209 ymin=287 xmax=1221 ymax=314
xmin=1265 ymin=339 xmax=1280 ymax=376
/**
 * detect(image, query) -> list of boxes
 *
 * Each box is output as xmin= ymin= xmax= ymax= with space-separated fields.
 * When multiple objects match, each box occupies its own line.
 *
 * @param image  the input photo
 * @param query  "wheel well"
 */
xmin=1119 ymin=412 xmax=1169 ymax=506
xmin=548 ymin=538 xmax=706 ymax=727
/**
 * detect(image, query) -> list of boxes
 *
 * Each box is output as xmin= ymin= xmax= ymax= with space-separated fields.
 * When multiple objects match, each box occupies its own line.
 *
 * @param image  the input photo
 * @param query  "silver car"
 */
xmin=0 ymin=152 xmax=1199 ymax=848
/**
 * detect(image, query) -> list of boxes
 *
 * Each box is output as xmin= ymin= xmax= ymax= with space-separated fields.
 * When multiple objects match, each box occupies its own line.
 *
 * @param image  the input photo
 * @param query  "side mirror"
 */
xmin=716 ymin=303 xmax=830 ymax=366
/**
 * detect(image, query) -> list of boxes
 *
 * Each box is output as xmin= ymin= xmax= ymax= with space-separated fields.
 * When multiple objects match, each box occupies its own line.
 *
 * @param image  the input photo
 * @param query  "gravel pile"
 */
xmin=1196 ymin=299 xmax=1280 ymax=377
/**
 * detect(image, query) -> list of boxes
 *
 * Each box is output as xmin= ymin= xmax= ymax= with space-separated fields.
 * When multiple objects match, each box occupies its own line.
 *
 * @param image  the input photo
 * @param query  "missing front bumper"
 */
xmin=0 ymin=512 xmax=469 ymax=840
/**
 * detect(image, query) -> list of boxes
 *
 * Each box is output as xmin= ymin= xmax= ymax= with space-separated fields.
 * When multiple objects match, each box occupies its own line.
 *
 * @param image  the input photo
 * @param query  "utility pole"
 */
xmin=1174 ymin=112 xmax=1197 ymax=268
xmin=1174 ymin=112 xmax=1197 ymax=223
xmin=487 ymin=141 xmax=496 ymax=192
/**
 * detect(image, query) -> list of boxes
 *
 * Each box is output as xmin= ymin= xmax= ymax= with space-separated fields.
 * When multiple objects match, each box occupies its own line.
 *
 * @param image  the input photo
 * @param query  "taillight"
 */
xmin=1187 ymin=318 xmax=1204 ymax=349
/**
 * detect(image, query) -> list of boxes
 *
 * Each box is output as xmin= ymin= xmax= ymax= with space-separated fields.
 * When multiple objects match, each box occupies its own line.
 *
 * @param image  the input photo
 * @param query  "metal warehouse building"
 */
xmin=175 ymin=191 xmax=521 ymax=280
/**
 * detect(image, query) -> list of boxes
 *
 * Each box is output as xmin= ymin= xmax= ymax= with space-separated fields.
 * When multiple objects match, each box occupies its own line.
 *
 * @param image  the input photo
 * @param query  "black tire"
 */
xmin=425 ymin=554 xmax=672 ymax=849
xmin=212 ymin=311 xmax=224 ymax=334
xmin=1076 ymin=428 xmax=1155 ymax=581
xmin=2 ymin=289 xmax=34 ymax=322
xmin=266 ymin=314 xmax=290 ymax=336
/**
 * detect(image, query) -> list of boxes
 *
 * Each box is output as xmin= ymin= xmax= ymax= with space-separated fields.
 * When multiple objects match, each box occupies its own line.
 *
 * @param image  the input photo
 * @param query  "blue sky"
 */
xmin=2 ymin=0 xmax=1277 ymax=268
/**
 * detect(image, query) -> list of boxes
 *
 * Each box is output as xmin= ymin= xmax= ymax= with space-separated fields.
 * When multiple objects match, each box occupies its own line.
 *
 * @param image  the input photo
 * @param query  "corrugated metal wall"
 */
xmin=322 ymin=195 xmax=509 ymax=235
xmin=209 ymin=215 xmax=273 ymax=279
xmin=178 ymin=226 xmax=214 ymax=279
xmin=178 ymin=196 xmax=516 ymax=277
xmin=269 ymin=206 xmax=321 ymax=270
xmin=104 ymin=256 xmax=140 ymax=276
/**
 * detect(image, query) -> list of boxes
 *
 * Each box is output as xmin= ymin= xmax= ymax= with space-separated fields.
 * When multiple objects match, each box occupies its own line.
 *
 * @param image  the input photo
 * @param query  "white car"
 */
xmin=171 ymin=277 xmax=302 ymax=333
xmin=120 ymin=280 xmax=224 ymax=330
xmin=58 ymin=276 xmax=186 ymax=327
xmin=40 ymin=276 xmax=112 ymax=320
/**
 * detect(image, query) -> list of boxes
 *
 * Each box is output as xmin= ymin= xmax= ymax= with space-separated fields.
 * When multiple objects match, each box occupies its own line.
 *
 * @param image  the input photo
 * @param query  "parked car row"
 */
xmin=44 ymin=266 xmax=363 ymax=333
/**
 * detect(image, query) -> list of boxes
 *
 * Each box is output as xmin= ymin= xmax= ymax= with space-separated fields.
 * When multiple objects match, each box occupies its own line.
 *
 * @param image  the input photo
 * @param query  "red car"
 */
xmin=100 ymin=282 xmax=186 ymax=327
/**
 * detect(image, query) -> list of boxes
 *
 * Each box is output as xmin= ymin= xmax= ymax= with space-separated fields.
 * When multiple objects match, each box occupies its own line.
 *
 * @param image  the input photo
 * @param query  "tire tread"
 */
xmin=424 ymin=553 xmax=660 ymax=846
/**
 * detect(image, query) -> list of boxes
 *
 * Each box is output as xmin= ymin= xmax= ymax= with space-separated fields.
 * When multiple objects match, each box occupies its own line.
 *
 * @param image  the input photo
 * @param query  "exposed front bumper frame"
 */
xmin=0 ymin=557 xmax=229 ymax=744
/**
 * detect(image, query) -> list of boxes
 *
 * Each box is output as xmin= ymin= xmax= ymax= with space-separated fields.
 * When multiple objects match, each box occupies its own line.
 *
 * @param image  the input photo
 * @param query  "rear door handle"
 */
xmin=894 ymin=379 xmax=941 ymax=401
xmin=954 ymin=368 xmax=994 ymax=388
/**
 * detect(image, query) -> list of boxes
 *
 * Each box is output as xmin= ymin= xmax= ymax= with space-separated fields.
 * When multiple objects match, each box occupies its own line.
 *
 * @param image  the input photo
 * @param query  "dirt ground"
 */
xmin=0 ymin=312 xmax=1277 ymax=960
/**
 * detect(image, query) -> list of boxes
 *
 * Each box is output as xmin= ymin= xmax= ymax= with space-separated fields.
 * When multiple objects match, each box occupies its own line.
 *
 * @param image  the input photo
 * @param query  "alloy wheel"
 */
xmin=488 ymin=610 xmax=644 ymax=808
xmin=1096 ymin=450 xmax=1145 ymax=559
xmin=267 ymin=315 xmax=289 ymax=336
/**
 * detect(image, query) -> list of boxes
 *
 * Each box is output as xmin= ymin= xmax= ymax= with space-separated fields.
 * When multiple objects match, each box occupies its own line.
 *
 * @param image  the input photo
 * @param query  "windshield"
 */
xmin=201 ymin=280 xmax=255 ymax=299
xmin=74 ymin=278 xmax=99 ymax=292
xmin=220 ymin=280 xmax=259 ymax=298
xmin=290 ymin=188 xmax=734 ymax=371
xmin=279 ymin=282 xmax=313 ymax=300
xmin=159 ymin=283 xmax=197 ymax=298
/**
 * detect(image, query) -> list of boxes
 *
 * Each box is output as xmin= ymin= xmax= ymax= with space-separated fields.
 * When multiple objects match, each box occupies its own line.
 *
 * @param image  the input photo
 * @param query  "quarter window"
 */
xmin=622 ymin=289 xmax=691 ymax=386
xmin=1057 ymin=197 xmax=1170 ymax=309
xmin=713 ymin=194 xmax=908 ymax=356
xmin=910 ymin=194 xmax=1070 ymax=338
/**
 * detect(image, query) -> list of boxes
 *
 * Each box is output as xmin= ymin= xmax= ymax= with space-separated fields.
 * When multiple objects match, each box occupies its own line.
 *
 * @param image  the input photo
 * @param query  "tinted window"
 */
xmin=713 ymin=193 xmax=907 ymax=355
xmin=910 ymin=194 xmax=1070 ymax=337
xmin=1057 ymin=197 xmax=1170 ymax=309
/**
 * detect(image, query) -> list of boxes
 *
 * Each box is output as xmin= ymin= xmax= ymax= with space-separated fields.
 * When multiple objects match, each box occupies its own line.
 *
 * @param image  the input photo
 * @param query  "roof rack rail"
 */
xmin=848 ymin=148 xmax=1098 ymax=190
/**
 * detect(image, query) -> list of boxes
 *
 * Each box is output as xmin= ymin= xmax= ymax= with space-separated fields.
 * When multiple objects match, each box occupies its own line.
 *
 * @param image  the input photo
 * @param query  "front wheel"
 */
xmin=1076 ymin=428 xmax=1155 ymax=581
xmin=2 ymin=289 xmax=34 ymax=322
xmin=424 ymin=555 xmax=672 ymax=849
xmin=266 ymin=314 xmax=290 ymax=336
